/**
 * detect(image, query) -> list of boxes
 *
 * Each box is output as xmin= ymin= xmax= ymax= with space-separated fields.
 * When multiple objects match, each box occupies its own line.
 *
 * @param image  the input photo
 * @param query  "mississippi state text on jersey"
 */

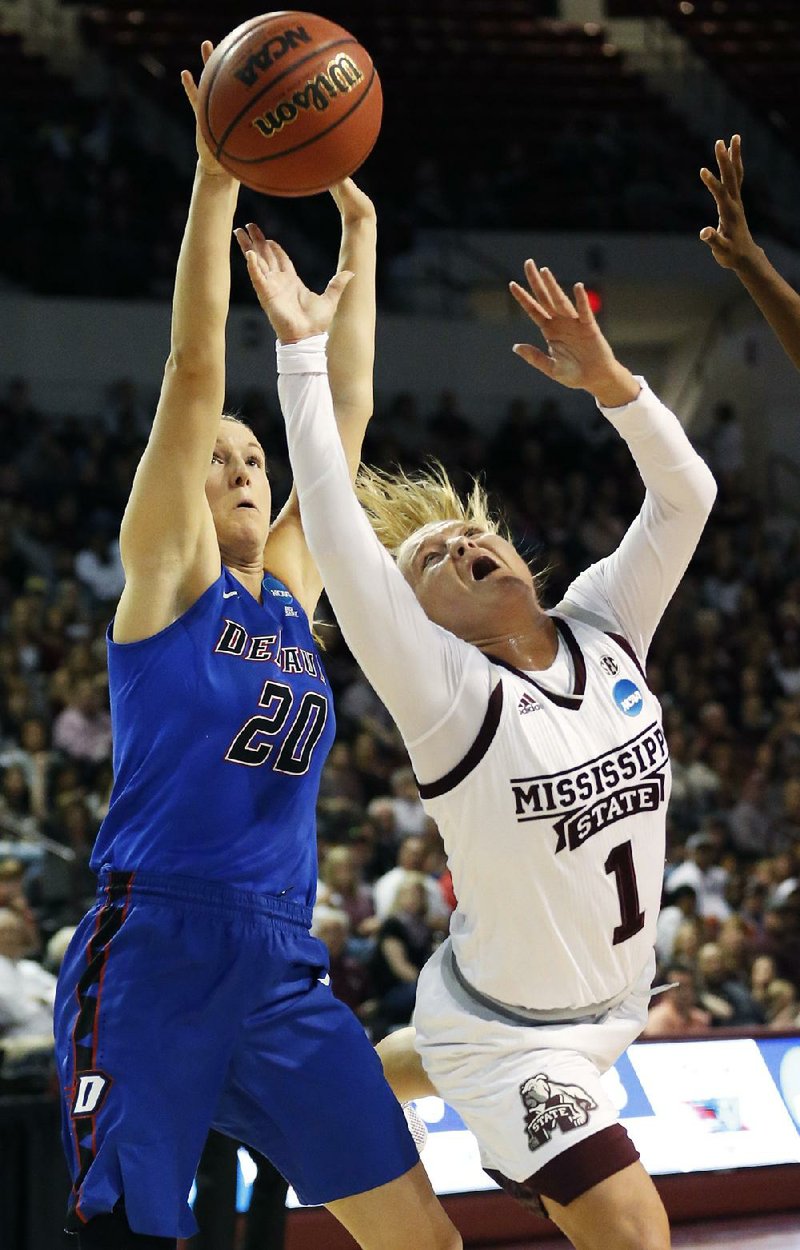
xmin=418 ymin=617 xmax=668 ymax=1012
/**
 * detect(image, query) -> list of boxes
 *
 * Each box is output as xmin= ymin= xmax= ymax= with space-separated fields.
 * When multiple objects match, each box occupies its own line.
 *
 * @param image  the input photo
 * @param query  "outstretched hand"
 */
xmin=180 ymin=41 xmax=234 ymax=178
xmin=699 ymin=135 xmax=758 ymax=271
xmin=236 ymin=225 xmax=353 ymax=343
xmin=510 ymin=261 xmax=638 ymax=405
xmin=328 ymin=177 xmax=377 ymax=225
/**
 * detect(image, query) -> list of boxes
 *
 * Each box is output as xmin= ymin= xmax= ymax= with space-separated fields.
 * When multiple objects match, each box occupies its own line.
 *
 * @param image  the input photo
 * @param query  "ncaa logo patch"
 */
xmin=613 ymin=678 xmax=643 ymax=717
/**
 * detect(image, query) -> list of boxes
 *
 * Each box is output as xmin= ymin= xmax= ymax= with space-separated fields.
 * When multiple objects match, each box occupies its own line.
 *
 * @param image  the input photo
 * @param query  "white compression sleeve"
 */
xmin=557 ymin=379 xmax=717 ymax=661
xmin=277 ymin=336 xmax=493 ymax=782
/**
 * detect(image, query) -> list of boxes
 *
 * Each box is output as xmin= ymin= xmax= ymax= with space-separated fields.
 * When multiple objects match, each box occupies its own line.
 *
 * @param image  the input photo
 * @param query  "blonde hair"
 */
xmin=389 ymin=870 xmax=430 ymax=918
xmin=355 ymin=460 xmax=504 ymax=556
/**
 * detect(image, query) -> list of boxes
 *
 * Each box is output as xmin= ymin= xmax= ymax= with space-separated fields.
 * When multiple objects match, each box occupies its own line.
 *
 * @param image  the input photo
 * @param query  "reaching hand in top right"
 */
xmin=699 ymin=135 xmax=760 ymax=272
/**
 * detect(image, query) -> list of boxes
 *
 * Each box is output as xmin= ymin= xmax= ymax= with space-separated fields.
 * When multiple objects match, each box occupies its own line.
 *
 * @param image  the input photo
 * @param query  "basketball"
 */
xmin=196 ymin=11 xmax=382 ymax=197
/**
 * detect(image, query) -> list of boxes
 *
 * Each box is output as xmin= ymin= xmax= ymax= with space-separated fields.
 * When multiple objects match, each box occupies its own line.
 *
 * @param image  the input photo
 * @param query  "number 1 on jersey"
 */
xmin=604 ymin=840 xmax=645 ymax=945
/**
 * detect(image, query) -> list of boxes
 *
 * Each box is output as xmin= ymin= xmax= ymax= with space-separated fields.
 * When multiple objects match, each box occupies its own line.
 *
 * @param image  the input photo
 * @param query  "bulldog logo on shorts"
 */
xmin=519 ymin=1074 xmax=597 ymax=1151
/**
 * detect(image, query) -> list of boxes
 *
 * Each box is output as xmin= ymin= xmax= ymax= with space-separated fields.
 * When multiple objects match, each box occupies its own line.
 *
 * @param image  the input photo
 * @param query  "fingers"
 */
xmin=730 ymin=133 xmax=744 ymax=188
xmin=523 ymin=260 xmax=559 ymax=314
xmin=246 ymin=221 xmax=267 ymax=245
xmin=265 ymin=238 xmax=295 ymax=273
xmin=700 ymin=164 xmax=723 ymax=198
xmin=573 ymin=282 xmax=595 ymax=325
xmin=181 ymin=39 xmax=213 ymax=96
xmin=537 ymin=265 xmax=575 ymax=317
xmin=700 ymin=165 xmax=728 ymax=218
xmin=180 ymin=69 xmax=198 ymax=106
xmin=244 ymin=248 xmax=270 ymax=292
xmin=715 ymin=138 xmax=739 ymax=196
xmin=325 ymin=270 xmax=355 ymax=304
xmin=235 ymin=233 xmax=287 ymax=273
xmin=512 ymin=342 xmax=556 ymax=378
xmin=509 ymin=279 xmax=551 ymax=330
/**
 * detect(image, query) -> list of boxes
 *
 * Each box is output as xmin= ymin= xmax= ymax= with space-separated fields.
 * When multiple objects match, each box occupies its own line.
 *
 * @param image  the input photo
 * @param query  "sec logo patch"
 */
xmin=613 ymin=678 xmax=643 ymax=716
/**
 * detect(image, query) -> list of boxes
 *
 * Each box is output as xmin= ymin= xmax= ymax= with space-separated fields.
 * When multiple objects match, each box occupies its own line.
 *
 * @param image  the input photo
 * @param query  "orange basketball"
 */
xmin=196 ymin=11 xmax=382 ymax=197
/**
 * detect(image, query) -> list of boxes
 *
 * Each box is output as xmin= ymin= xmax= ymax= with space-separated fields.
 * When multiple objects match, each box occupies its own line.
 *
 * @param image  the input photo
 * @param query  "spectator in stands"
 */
xmin=641 ymin=965 xmax=711 ymax=1037
xmin=317 ymin=845 xmax=378 ymax=940
xmin=0 ymin=763 xmax=40 ymax=844
xmin=74 ymin=529 xmax=125 ymax=602
xmin=763 ymin=979 xmax=799 ymax=1028
xmin=655 ymin=884 xmax=698 ymax=967
xmin=369 ymin=875 xmax=434 ymax=1042
xmin=728 ymin=768 xmax=775 ymax=859
xmin=666 ymin=831 xmax=730 ymax=924
xmin=373 ymin=835 xmax=451 ymax=929
xmin=51 ymin=675 xmax=112 ymax=766
xmin=671 ymin=917 xmax=705 ymax=967
xmin=696 ymin=941 xmax=764 ymax=1027
xmin=311 ymin=904 xmax=374 ymax=1018
xmin=0 ymin=906 xmax=55 ymax=1040
xmin=0 ymin=858 xmax=38 ymax=950
xmin=750 ymin=953 xmax=779 ymax=1012
xmin=385 ymin=766 xmax=428 ymax=841
xmin=318 ymin=741 xmax=366 ymax=808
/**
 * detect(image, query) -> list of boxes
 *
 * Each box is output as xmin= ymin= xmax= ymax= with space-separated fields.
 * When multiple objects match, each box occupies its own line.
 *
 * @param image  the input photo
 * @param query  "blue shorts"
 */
xmin=54 ymin=870 xmax=418 ymax=1239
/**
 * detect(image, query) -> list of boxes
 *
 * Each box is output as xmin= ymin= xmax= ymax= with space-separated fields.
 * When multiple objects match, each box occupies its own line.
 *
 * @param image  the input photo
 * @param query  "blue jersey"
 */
xmin=91 ymin=569 xmax=334 ymax=903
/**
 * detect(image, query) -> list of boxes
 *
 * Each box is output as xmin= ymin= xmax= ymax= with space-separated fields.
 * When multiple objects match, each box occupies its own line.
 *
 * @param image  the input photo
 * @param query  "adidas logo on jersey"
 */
xmin=518 ymin=692 xmax=540 ymax=715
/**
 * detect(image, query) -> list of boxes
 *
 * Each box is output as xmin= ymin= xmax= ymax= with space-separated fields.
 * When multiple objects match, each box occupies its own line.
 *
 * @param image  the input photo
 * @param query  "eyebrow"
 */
xmin=214 ymin=438 xmax=265 ymax=456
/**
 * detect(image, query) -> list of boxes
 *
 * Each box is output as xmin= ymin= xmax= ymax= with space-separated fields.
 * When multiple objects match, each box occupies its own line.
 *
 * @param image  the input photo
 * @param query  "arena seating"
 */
xmin=607 ymin=0 xmax=800 ymax=159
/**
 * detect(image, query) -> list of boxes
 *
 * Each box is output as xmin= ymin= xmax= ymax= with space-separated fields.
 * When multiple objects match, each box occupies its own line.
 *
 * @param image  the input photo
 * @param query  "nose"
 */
xmin=230 ymin=458 xmax=251 ymax=487
xmin=447 ymin=534 xmax=476 ymax=560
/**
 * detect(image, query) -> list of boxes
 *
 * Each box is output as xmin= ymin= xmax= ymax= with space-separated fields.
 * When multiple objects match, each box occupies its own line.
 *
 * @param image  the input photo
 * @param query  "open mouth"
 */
xmin=472 ymin=555 xmax=499 ymax=581
xmin=237 ymin=501 xmax=256 ymax=510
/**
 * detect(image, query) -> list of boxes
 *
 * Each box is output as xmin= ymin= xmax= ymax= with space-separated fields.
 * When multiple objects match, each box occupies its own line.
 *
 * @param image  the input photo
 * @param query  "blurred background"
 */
xmin=1 ymin=1 xmax=800 ymax=1247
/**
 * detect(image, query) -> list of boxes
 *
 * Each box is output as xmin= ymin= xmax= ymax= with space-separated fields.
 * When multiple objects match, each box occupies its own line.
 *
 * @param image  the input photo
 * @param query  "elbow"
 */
xmin=696 ymin=458 xmax=718 ymax=516
xmin=164 ymin=345 xmax=223 ymax=384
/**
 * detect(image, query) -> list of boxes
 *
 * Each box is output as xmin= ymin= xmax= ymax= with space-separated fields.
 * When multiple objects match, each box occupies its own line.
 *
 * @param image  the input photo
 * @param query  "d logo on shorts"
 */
xmin=71 ymin=1071 xmax=111 ymax=1118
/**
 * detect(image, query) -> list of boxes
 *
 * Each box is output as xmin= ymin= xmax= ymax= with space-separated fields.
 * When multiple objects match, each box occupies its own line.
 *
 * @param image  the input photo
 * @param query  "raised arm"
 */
xmin=235 ymin=180 xmax=378 ymax=617
xmin=242 ymin=248 xmax=491 ymax=781
xmin=700 ymin=135 xmax=800 ymax=373
xmin=510 ymin=262 xmax=717 ymax=659
xmin=114 ymin=41 xmax=237 ymax=643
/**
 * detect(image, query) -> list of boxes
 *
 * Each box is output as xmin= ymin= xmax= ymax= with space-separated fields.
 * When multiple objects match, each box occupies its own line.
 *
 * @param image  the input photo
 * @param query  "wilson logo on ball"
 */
xmin=197 ymin=10 xmax=383 ymax=196
xmin=252 ymin=55 xmax=365 ymax=139
xmin=234 ymin=25 xmax=313 ymax=88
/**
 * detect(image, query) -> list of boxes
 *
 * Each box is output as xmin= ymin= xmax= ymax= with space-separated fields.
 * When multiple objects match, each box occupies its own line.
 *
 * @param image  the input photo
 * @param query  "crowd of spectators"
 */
xmin=4 ymin=81 xmax=779 ymax=305
xmin=1 ymin=369 xmax=799 ymax=1086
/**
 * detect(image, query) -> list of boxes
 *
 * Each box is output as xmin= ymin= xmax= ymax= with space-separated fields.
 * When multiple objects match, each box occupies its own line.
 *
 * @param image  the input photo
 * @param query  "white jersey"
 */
xmin=420 ymin=615 xmax=669 ymax=1010
xmin=277 ymin=335 xmax=716 ymax=1016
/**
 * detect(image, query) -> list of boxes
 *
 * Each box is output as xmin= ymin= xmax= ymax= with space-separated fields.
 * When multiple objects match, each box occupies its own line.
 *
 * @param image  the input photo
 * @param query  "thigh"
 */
xmin=55 ymin=898 xmax=247 ymax=1239
xmin=327 ymin=1160 xmax=460 ymax=1250
xmin=543 ymin=1160 xmax=670 ymax=1250
xmin=215 ymin=956 xmax=420 ymax=1208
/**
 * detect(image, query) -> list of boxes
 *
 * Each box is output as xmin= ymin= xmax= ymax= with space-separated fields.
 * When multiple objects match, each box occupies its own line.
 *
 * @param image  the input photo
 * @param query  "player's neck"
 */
xmin=225 ymin=561 xmax=265 ymax=602
xmin=475 ymin=611 xmax=558 ymax=671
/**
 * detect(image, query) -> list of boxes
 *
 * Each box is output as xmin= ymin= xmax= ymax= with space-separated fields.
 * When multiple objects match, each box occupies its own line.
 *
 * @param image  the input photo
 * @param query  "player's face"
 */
xmin=205 ymin=420 xmax=271 ymax=555
xmin=398 ymin=521 xmax=536 ymax=639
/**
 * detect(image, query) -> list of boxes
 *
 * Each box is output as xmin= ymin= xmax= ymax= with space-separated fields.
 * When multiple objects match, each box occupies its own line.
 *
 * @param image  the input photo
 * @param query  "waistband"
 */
xmin=443 ymin=943 xmax=632 ymax=1027
xmin=96 ymin=867 xmax=313 ymax=929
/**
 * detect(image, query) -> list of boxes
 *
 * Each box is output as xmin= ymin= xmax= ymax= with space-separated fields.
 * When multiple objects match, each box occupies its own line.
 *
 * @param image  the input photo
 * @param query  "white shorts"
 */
xmin=413 ymin=940 xmax=653 ymax=1187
